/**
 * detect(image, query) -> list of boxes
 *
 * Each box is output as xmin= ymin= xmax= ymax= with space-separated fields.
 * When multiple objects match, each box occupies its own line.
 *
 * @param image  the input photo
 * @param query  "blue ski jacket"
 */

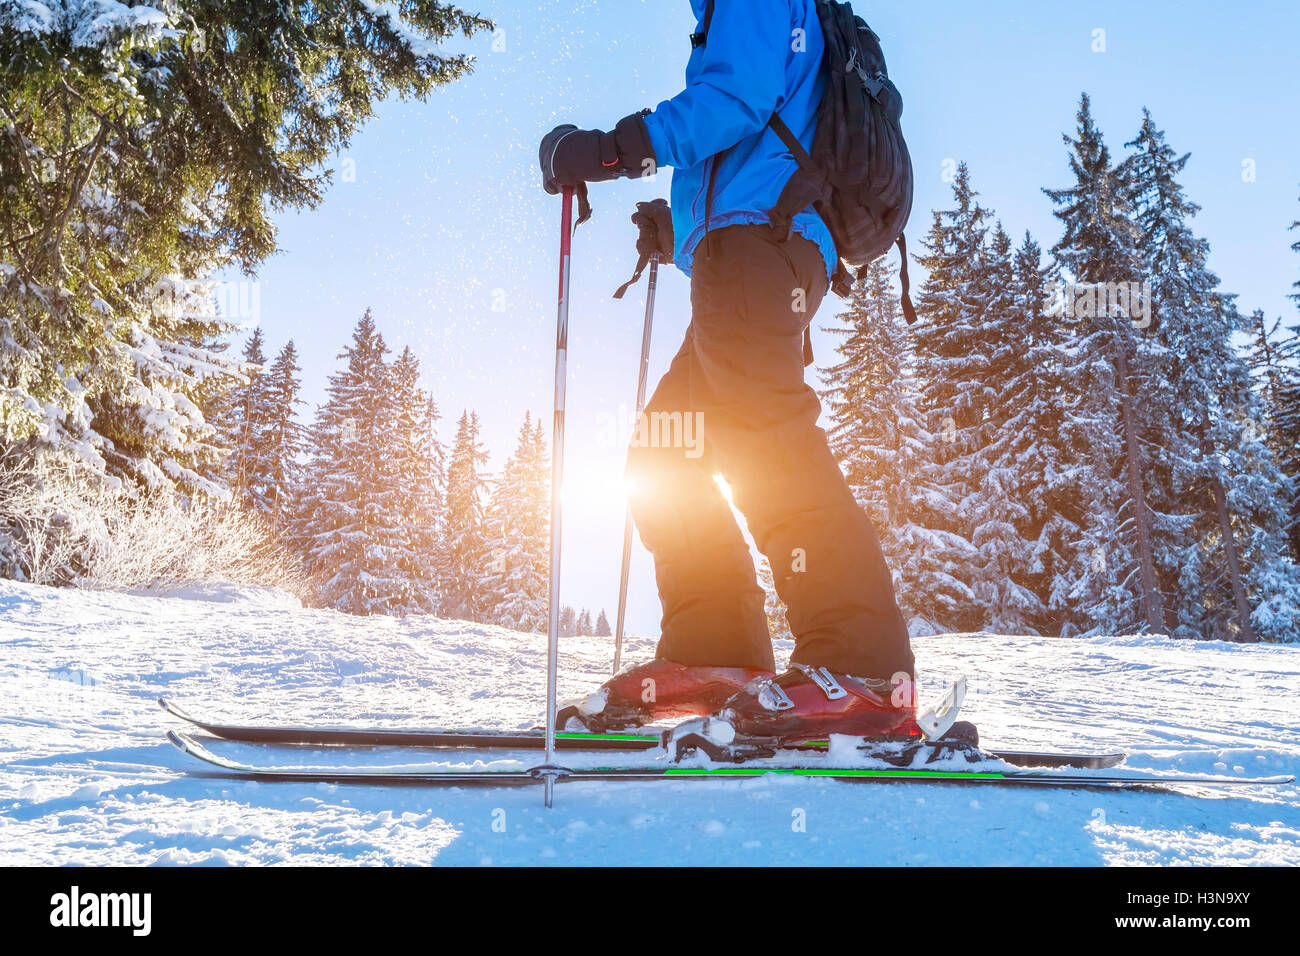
xmin=642 ymin=0 xmax=837 ymax=282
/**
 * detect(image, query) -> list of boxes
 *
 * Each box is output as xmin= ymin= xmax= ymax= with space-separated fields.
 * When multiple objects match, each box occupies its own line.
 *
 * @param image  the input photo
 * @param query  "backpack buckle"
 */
xmin=847 ymin=49 xmax=888 ymax=101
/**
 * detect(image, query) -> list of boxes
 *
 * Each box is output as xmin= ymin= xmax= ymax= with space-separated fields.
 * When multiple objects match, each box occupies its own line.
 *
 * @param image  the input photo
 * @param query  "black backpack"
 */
xmin=695 ymin=0 xmax=916 ymax=321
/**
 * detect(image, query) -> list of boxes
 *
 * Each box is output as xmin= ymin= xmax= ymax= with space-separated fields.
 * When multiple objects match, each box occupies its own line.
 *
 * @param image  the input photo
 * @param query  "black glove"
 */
xmin=539 ymin=111 xmax=657 ymax=195
xmin=631 ymin=198 xmax=674 ymax=263
xmin=614 ymin=199 xmax=674 ymax=299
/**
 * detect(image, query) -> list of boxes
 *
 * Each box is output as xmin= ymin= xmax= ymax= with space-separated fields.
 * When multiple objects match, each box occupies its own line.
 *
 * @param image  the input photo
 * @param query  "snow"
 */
xmin=357 ymin=0 xmax=447 ymax=61
xmin=4 ymin=1 xmax=58 ymax=35
xmin=0 ymin=579 xmax=1297 ymax=865
xmin=3 ymin=0 xmax=171 ymax=47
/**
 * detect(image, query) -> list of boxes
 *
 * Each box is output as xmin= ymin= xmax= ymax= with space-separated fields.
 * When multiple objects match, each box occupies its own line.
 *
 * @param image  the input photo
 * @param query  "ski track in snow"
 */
xmin=0 ymin=580 xmax=1297 ymax=866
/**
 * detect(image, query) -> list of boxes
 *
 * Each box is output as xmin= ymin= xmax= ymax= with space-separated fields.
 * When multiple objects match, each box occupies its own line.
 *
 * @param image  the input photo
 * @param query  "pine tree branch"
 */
xmin=0 ymin=101 xmax=51 ymax=221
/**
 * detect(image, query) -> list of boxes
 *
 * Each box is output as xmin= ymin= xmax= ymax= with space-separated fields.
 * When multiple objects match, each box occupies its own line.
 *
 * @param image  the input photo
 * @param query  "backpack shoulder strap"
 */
xmin=766 ymin=113 xmax=830 ymax=243
xmin=690 ymin=0 xmax=716 ymax=47
xmin=768 ymin=114 xmax=815 ymax=171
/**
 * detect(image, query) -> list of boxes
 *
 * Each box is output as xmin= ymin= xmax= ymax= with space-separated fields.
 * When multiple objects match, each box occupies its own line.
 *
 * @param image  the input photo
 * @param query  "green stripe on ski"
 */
xmin=659 ymin=766 xmax=1006 ymax=779
xmin=556 ymin=732 xmax=657 ymax=742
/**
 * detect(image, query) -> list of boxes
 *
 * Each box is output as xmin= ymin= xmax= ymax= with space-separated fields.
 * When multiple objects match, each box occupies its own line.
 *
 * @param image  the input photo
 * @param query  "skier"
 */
xmin=538 ymin=0 xmax=918 ymax=744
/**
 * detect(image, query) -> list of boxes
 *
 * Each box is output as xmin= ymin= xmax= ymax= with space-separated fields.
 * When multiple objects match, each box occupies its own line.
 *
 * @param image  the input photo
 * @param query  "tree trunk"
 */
xmin=1209 ymin=477 xmax=1256 ymax=642
xmin=1200 ymin=430 xmax=1257 ymax=643
xmin=1113 ymin=343 xmax=1166 ymax=633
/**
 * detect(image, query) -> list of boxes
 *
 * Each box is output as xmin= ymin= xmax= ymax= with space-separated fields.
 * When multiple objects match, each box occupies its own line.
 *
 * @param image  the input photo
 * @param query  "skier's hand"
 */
xmin=612 ymin=197 xmax=674 ymax=298
xmin=538 ymin=112 xmax=657 ymax=195
xmin=631 ymin=198 xmax=673 ymax=263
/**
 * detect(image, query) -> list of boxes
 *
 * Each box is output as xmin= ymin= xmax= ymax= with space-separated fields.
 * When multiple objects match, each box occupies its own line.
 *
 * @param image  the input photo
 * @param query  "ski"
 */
xmin=159 ymin=697 xmax=657 ymax=751
xmin=166 ymin=732 xmax=1293 ymax=789
xmin=158 ymin=698 xmax=1125 ymax=769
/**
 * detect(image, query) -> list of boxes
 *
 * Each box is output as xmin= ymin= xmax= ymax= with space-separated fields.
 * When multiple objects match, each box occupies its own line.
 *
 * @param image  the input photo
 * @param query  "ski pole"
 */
xmin=543 ymin=185 xmax=575 ymax=808
xmin=612 ymin=252 xmax=659 ymax=674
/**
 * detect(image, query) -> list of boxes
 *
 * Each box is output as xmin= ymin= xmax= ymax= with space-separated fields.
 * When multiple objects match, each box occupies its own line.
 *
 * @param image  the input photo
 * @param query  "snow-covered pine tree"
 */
xmin=595 ymin=609 xmax=612 ymax=637
xmin=224 ymin=328 xmax=270 ymax=507
xmin=822 ymin=249 xmax=976 ymax=635
xmin=440 ymin=410 xmax=491 ymax=620
xmin=1044 ymin=94 xmax=1164 ymax=635
xmin=387 ymin=347 xmax=444 ymax=614
xmin=260 ymin=341 xmax=307 ymax=529
xmin=1228 ymin=194 xmax=1300 ymax=636
xmin=1121 ymin=110 xmax=1298 ymax=641
xmin=481 ymin=413 xmax=549 ymax=632
xmin=1272 ymin=319 xmax=1300 ymax=563
xmin=1216 ymin=305 xmax=1300 ymax=643
xmin=350 ymin=329 xmax=417 ymax=615
xmin=1246 ymin=310 xmax=1295 ymax=449
xmin=559 ymin=606 xmax=578 ymax=637
xmin=905 ymin=164 xmax=998 ymax=632
xmin=416 ymin=391 xmax=447 ymax=595
xmin=1278 ymin=193 xmax=1300 ymax=561
xmin=577 ymin=609 xmax=593 ymax=636
xmin=1007 ymin=232 xmax=1088 ymax=635
xmin=78 ymin=281 xmax=240 ymax=499
xmin=193 ymin=333 xmax=245 ymax=492
xmin=1120 ymin=112 xmax=1217 ymax=639
xmin=955 ymin=223 xmax=1052 ymax=634
xmin=293 ymin=311 xmax=408 ymax=614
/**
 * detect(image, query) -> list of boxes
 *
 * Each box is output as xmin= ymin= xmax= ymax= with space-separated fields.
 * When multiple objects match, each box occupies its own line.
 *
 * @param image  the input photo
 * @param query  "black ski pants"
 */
xmin=625 ymin=224 xmax=915 ymax=679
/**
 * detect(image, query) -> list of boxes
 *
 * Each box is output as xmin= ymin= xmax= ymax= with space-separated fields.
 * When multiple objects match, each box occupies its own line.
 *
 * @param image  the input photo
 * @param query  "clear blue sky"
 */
xmin=228 ymin=0 xmax=1300 ymax=637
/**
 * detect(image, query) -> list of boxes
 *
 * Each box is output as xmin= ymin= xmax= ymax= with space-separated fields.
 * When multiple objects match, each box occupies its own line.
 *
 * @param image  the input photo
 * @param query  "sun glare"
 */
xmin=713 ymin=473 xmax=735 ymax=505
xmin=561 ymin=463 xmax=634 ymax=514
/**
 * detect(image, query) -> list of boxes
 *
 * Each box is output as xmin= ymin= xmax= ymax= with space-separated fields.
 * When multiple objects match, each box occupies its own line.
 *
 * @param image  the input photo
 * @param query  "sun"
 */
xmin=556 ymin=465 xmax=735 ymax=521
xmin=559 ymin=462 xmax=635 ymax=515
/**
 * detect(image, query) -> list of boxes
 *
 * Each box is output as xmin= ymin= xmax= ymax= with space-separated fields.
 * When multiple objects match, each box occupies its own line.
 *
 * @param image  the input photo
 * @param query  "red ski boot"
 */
xmin=667 ymin=663 xmax=923 ymax=758
xmin=556 ymin=659 xmax=773 ymax=732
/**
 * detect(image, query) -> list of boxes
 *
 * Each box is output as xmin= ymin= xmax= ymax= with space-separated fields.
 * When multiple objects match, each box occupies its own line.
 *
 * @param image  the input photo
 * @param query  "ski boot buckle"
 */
xmin=793 ymin=663 xmax=847 ymax=700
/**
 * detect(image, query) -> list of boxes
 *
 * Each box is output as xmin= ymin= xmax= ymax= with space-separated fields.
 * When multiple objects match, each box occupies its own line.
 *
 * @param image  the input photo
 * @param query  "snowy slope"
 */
xmin=0 ymin=579 xmax=1297 ymax=866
